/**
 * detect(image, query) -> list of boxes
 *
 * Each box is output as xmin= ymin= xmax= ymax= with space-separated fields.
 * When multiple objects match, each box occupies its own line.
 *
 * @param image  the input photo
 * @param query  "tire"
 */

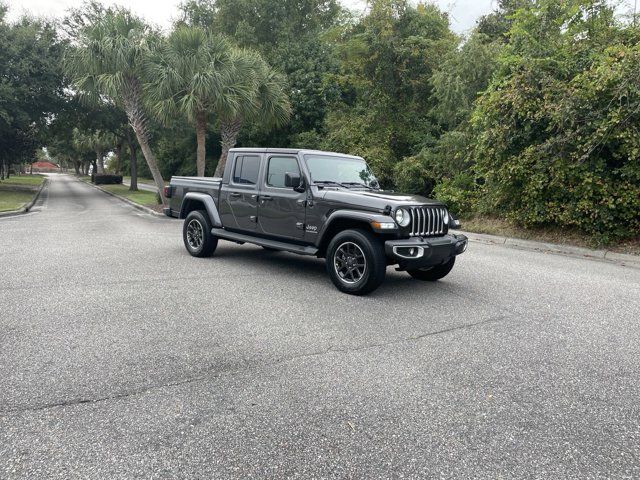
xmin=407 ymin=257 xmax=455 ymax=281
xmin=183 ymin=210 xmax=218 ymax=257
xmin=326 ymin=229 xmax=386 ymax=295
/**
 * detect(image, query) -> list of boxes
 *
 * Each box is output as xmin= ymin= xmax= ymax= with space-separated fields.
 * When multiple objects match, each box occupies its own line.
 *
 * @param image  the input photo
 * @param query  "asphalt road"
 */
xmin=1 ymin=174 xmax=639 ymax=479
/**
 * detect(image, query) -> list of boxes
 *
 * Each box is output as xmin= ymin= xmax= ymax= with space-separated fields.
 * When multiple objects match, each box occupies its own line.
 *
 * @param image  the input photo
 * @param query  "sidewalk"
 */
xmin=122 ymin=180 xmax=158 ymax=192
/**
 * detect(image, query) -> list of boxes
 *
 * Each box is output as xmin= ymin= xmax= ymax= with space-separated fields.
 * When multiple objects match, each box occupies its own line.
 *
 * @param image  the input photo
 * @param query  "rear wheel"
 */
xmin=407 ymin=257 xmax=455 ymax=281
xmin=183 ymin=210 xmax=217 ymax=257
xmin=326 ymin=229 xmax=386 ymax=295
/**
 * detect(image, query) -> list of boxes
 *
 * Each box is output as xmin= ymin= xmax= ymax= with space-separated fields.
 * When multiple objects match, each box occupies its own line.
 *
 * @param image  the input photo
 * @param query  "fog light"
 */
xmin=392 ymin=246 xmax=425 ymax=259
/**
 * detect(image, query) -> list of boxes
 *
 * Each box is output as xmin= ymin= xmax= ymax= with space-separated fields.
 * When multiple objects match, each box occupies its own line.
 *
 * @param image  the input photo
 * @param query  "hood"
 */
xmin=317 ymin=188 xmax=445 ymax=212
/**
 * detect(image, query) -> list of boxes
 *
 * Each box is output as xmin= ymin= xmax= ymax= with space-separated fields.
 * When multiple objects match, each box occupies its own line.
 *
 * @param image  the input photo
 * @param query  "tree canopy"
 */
xmin=2 ymin=0 xmax=638 ymax=242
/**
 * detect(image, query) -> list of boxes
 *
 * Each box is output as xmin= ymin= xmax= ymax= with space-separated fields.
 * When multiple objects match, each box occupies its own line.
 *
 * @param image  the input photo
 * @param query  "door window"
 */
xmin=266 ymin=156 xmax=300 ymax=188
xmin=232 ymin=156 xmax=260 ymax=185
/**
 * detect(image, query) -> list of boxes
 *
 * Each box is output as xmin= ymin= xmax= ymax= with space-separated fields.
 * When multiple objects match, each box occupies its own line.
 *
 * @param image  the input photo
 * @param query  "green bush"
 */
xmin=470 ymin=2 xmax=640 ymax=242
xmin=431 ymin=173 xmax=477 ymax=217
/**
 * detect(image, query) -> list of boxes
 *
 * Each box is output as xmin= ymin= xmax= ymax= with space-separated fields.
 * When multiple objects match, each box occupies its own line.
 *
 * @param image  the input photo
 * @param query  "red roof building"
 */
xmin=31 ymin=161 xmax=59 ymax=172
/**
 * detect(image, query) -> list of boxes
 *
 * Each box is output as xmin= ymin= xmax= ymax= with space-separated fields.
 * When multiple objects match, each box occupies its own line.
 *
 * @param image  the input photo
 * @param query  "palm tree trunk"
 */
xmin=214 ymin=116 xmax=242 ymax=178
xmin=128 ymin=136 xmax=138 ymax=192
xmin=133 ymin=131 xmax=165 ymax=204
xmin=96 ymin=151 xmax=105 ymax=174
xmin=115 ymin=142 xmax=123 ymax=175
xmin=195 ymin=110 xmax=207 ymax=177
xmin=124 ymin=85 xmax=166 ymax=205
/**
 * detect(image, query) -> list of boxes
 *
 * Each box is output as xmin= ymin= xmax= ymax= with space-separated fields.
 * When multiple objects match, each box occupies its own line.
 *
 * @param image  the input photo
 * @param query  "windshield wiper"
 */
xmin=314 ymin=180 xmax=350 ymax=188
xmin=341 ymin=182 xmax=377 ymax=190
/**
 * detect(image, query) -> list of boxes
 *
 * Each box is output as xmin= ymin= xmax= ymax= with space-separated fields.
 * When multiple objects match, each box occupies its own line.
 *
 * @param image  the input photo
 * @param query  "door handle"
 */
xmin=230 ymin=192 xmax=241 ymax=198
xmin=260 ymin=195 xmax=273 ymax=201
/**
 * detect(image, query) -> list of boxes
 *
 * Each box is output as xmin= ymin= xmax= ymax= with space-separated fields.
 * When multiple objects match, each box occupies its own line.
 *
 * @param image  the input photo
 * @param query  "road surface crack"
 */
xmin=0 ymin=314 xmax=510 ymax=415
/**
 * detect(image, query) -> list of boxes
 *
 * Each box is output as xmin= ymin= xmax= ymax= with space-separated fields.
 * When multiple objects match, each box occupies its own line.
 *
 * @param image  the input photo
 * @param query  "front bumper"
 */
xmin=384 ymin=234 xmax=468 ymax=270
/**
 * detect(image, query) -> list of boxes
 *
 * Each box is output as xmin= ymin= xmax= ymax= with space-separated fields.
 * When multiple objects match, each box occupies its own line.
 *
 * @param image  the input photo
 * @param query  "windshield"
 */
xmin=304 ymin=154 xmax=379 ymax=188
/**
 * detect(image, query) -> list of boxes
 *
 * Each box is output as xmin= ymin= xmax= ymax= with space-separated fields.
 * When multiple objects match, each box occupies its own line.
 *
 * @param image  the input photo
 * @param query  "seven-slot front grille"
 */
xmin=408 ymin=206 xmax=448 ymax=237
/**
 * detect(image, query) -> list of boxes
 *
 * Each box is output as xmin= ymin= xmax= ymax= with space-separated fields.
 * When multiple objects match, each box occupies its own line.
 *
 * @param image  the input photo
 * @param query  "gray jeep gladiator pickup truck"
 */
xmin=164 ymin=148 xmax=467 ymax=295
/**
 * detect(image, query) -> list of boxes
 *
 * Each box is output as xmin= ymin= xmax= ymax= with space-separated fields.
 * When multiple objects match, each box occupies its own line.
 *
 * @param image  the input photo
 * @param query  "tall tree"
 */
xmin=213 ymin=51 xmax=291 ymax=177
xmin=65 ymin=8 xmax=168 ymax=204
xmin=0 ymin=6 xmax=65 ymax=179
xmin=178 ymin=0 xmax=341 ymax=146
xmin=72 ymin=128 xmax=116 ymax=175
xmin=322 ymin=0 xmax=457 ymax=184
xmin=146 ymin=27 xmax=252 ymax=176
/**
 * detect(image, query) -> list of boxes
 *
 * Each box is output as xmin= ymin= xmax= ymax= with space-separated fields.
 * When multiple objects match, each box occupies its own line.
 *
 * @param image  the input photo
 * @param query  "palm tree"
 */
xmin=65 ymin=8 xmax=168 ymax=205
xmin=146 ymin=27 xmax=253 ymax=177
xmin=213 ymin=51 xmax=291 ymax=177
xmin=72 ymin=128 xmax=115 ymax=175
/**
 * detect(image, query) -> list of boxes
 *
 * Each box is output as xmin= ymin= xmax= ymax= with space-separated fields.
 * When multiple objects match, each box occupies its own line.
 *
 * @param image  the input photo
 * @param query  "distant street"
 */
xmin=1 ymin=174 xmax=639 ymax=478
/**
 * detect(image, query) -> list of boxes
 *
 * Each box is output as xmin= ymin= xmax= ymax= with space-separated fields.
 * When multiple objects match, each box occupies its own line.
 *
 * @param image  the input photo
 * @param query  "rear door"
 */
xmin=219 ymin=154 xmax=262 ymax=231
xmin=257 ymin=155 xmax=306 ymax=240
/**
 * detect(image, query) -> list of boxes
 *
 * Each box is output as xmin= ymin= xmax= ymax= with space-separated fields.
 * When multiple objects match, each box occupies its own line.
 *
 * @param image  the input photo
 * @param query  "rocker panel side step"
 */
xmin=211 ymin=228 xmax=318 ymax=256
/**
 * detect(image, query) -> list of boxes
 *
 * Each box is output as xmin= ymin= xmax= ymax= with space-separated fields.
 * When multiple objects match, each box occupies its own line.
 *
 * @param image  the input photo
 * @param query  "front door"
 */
xmin=257 ymin=155 xmax=306 ymax=240
xmin=220 ymin=154 xmax=261 ymax=231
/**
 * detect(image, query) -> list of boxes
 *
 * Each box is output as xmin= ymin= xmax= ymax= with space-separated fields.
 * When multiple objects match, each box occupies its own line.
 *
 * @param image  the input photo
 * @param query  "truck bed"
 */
xmin=166 ymin=176 xmax=222 ymax=218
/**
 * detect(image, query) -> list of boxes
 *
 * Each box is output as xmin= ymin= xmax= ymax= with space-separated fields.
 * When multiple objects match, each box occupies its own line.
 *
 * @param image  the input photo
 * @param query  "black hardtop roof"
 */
xmin=228 ymin=148 xmax=362 ymax=159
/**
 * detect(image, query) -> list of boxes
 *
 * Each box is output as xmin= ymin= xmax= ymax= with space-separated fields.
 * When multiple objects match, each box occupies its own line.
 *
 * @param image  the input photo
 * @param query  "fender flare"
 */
xmin=315 ymin=210 xmax=394 ymax=247
xmin=180 ymin=192 xmax=222 ymax=227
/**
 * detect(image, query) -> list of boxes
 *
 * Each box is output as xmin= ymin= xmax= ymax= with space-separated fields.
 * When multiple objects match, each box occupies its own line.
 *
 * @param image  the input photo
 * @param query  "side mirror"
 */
xmin=284 ymin=172 xmax=305 ymax=192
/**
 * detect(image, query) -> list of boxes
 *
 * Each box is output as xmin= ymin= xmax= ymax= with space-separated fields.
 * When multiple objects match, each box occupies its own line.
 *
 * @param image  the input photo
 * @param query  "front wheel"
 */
xmin=183 ymin=210 xmax=218 ymax=257
xmin=326 ymin=229 xmax=386 ymax=295
xmin=407 ymin=257 xmax=455 ymax=281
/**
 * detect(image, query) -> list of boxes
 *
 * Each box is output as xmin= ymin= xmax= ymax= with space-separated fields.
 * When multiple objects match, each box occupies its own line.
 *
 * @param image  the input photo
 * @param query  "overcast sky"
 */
xmin=7 ymin=0 xmax=499 ymax=34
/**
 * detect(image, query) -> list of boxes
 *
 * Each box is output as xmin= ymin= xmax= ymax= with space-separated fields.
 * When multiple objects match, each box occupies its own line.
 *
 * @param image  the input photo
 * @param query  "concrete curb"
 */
xmin=0 ymin=177 xmax=49 ymax=218
xmin=454 ymin=229 xmax=639 ymax=267
xmin=81 ymin=179 xmax=166 ymax=218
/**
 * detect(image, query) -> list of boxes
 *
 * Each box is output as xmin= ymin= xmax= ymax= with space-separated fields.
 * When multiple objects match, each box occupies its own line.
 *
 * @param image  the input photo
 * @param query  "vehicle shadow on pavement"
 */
xmin=209 ymin=243 xmax=443 ymax=298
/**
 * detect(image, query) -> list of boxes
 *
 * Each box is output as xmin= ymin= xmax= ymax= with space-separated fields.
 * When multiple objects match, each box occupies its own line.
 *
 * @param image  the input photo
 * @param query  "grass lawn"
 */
xmin=100 ymin=184 xmax=160 ymax=206
xmin=0 ymin=190 xmax=36 ymax=212
xmin=0 ymin=175 xmax=44 ymax=212
xmin=0 ymin=174 xmax=44 ymax=187
xmin=460 ymin=215 xmax=640 ymax=255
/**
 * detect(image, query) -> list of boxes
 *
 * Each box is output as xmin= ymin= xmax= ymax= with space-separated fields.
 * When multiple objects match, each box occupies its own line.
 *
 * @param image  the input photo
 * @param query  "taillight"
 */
xmin=163 ymin=186 xmax=172 ymax=198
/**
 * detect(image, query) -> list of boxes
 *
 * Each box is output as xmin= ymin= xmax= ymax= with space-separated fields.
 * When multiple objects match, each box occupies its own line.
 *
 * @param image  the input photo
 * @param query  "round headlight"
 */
xmin=395 ymin=208 xmax=410 ymax=227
